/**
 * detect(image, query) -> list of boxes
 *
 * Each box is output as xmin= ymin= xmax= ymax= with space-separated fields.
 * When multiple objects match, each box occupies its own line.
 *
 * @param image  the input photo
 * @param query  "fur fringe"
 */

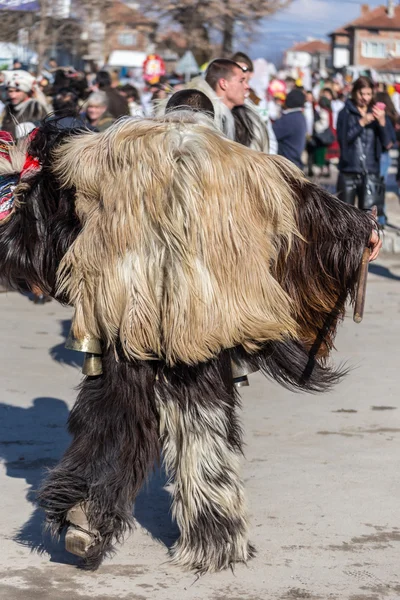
xmin=270 ymin=157 xmax=373 ymax=358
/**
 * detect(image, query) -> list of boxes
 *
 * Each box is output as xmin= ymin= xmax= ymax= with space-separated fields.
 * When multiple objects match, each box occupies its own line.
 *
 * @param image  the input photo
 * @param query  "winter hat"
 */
xmin=5 ymin=70 xmax=36 ymax=93
xmin=285 ymin=89 xmax=305 ymax=109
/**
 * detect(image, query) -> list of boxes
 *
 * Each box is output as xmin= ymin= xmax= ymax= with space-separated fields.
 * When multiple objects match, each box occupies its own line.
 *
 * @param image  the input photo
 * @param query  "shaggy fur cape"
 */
xmin=53 ymin=112 xmax=300 ymax=366
xmin=0 ymin=114 xmax=373 ymax=384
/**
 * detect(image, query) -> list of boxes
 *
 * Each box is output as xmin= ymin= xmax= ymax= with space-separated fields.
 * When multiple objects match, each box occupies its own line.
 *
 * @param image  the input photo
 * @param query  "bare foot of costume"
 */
xmin=0 ymin=114 xmax=375 ymax=573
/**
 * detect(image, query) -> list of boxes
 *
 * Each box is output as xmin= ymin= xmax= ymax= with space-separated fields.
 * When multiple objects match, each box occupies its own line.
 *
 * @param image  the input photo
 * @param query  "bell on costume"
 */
xmin=231 ymin=356 xmax=259 ymax=388
xmin=65 ymin=329 xmax=103 ymax=376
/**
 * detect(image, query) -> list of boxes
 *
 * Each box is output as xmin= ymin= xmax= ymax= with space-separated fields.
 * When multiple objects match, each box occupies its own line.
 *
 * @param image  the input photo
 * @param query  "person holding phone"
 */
xmin=336 ymin=76 xmax=390 ymax=224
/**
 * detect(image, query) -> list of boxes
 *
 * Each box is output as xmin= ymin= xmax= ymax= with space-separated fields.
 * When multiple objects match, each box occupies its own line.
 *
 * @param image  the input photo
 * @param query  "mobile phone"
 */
xmin=375 ymin=102 xmax=386 ymax=111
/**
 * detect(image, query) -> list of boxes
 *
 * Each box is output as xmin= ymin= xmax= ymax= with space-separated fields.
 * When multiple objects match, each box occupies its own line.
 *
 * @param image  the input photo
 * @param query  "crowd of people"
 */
xmin=0 ymin=53 xmax=398 ymax=236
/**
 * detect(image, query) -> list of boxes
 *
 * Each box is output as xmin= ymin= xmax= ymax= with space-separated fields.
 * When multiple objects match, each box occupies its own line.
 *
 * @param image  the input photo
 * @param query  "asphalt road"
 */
xmin=0 ymin=254 xmax=399 ymax=600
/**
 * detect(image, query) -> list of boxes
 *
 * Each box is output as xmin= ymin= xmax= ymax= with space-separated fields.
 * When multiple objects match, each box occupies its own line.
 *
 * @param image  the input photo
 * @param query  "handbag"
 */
xmin=313 ymin=127 xmax=335 ymax=147
xmin=357 ymin=136 xmax=385 ymax=213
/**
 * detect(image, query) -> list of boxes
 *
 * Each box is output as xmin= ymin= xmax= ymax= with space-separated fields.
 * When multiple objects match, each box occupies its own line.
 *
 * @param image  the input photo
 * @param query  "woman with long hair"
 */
xmin=336 ymin=76 xmax=390 ymax=225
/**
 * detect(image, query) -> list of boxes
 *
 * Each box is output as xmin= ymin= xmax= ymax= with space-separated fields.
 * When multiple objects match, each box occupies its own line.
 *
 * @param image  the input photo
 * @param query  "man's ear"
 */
xmin=218 ymin=77 xmax=228 ymax=92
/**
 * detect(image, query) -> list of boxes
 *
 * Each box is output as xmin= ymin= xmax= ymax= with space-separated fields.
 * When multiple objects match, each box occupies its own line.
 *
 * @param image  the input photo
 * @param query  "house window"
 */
xmin=118 ymin=31 xmax=137 ymax=46
xmin=361 ymin=41 xmax=387 ymax=58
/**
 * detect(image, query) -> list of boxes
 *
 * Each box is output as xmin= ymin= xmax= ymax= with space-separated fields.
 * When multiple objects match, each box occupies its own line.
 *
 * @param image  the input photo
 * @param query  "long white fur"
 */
xmin=157 ymin=393 xmax=250 ymax=571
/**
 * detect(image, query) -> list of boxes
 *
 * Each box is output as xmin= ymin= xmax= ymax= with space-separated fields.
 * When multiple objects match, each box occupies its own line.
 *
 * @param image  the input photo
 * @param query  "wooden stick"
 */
xmin=353 ymin=206 xmax=377 ymax=324
xmin=353 ymin=247 xmax=371 ymax=324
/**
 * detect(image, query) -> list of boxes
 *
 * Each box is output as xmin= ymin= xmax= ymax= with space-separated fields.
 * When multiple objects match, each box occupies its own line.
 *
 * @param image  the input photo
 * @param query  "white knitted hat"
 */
xmin=5 ymin=70 xmax=36 ymax=93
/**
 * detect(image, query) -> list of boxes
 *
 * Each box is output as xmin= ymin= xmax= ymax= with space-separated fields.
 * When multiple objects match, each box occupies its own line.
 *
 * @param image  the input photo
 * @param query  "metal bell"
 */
xmin=65 ymin=331 xmax=102 ymax=354
xmin=231 ymin=356 xmax=259 ymax=388
xmin=65 ymin=327 xmax=103 ymax=376
xmin=82 ymin=353 xmax=103 ymax=377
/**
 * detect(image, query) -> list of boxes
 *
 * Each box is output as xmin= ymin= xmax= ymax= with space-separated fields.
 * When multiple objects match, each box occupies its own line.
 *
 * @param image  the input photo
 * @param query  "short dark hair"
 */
xmin=231 ymin=52 xmax=253 ymax=72
xmin=53 ymin=88 xmax=79 ymax=113
xmin=95 ymin=70 xmax=111 ymax=89
xmin=351 ymin=76 xmax=374 ymax=107
xmin=166 ymin=89 xmax=215 ymax=117
xmin=120 ymin=84 xmax=140 ymax=103
xmin=205 ymin=58 xmax=242 ymax=91
xmin=285 ymin=89 xmax=305 ymax=109
xmin=322 ymin=87 xmax=334 ymax=99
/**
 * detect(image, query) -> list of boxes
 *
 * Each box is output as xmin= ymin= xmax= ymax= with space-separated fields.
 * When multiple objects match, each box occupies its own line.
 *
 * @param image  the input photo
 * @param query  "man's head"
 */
xmin=166 ymin=89 xmax=215 ymax=117
xmin=205 ymin=59 xmax=249 ymax=109
xmin=6 ymin=70 xmax=35 ymax=106
xmin=285 ymin=89 xmax=305 ymax=110
xmin=231 ymin=52 xmax=253 ymax=85
xmin=53 ymin=89 xmax=79 ymax=114
xmin=95 ymin=70 xmax=112 ymax=90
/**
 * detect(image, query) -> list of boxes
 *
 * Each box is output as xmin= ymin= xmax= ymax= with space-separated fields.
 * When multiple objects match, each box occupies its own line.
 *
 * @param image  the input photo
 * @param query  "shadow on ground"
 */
xmin=135 ymin=467 xmax=179 ymax=548
xmin=49 ymin=319 xmax=84 ymax=369
xmin=369 ymin=263 xmax=400 ymax=281
xmin=0 ymin=393 xmax=178 ymax=568
xmin=0 ymin=397 xmax=78 ymax=565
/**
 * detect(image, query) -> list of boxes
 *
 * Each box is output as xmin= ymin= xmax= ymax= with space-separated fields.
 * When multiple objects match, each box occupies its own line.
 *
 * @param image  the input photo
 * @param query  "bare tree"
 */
xmin=0 ymin=0 xmax=112 ymax=72
xmin=0 ymin=0 xmax=79 ymax=71
xmin=141 ymin=0 xmax=293 ymax=62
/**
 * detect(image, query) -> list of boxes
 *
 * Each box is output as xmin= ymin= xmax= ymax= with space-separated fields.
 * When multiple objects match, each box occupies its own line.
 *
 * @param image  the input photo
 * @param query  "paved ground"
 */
xmin=0 ymin=253 xmax=399 ymax=600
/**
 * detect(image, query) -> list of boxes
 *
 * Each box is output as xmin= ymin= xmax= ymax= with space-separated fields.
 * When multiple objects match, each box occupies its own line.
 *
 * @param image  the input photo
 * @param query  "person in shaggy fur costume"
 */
xmin=0 ymin=114 xmax=380 ymax=574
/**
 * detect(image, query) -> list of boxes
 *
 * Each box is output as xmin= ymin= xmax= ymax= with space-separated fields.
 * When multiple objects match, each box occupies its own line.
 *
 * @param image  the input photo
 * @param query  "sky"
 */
xmin=244 ymin=0 xmax=385 ymax=64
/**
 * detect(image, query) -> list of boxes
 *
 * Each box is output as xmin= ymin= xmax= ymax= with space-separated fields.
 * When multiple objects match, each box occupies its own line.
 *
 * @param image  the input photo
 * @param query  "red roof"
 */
xmin=331 ymin=27 xmax=350 ymax=36
xmin=331 ymin=5 xmax=400 ymax=34
xmin=288 ymin=40 xmax=330 ymax=54
xmin=349 ymin=5 xmax=400 ymax=29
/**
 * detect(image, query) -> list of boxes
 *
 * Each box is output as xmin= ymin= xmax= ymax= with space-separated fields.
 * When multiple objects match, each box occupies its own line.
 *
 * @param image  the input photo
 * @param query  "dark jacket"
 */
xmin=272 ymin=108 xmax=307 ymax=169
xmin=337 ymin=99 xmax=391 ymax=175
xmin=81 ymin=110 xmax=115 ymax=132
xmin=382 ymin=117 xmax=397 ymax=154
xmin=2 ymin=98 xmax=48 ymax=139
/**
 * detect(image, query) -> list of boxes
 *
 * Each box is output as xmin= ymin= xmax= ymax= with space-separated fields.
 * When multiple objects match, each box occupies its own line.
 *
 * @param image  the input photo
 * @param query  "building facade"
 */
xmin=284 ymin=40 xmax=331 ymax=71
xmin=330 ymin=2 xmax=400 ymax=71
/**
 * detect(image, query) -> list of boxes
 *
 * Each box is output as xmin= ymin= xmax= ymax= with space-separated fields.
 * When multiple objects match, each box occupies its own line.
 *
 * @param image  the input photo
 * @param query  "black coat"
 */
xmin=2 ymin=98 xmax=48 ymax=139
xmin=337 ymin=99 xmax=390 ymax=175
xmin=272 ymin=109 xmax=307 ymax=169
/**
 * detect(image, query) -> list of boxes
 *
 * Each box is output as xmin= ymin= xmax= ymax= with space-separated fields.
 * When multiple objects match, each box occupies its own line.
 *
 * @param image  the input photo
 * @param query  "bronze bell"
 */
xmin=65 ymin=329 xmax=103 ymax=376
xmin=231 ymin=356 xmax=259 ymax=388
xmin=82 ymin=353 xmax=103 ymax=377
